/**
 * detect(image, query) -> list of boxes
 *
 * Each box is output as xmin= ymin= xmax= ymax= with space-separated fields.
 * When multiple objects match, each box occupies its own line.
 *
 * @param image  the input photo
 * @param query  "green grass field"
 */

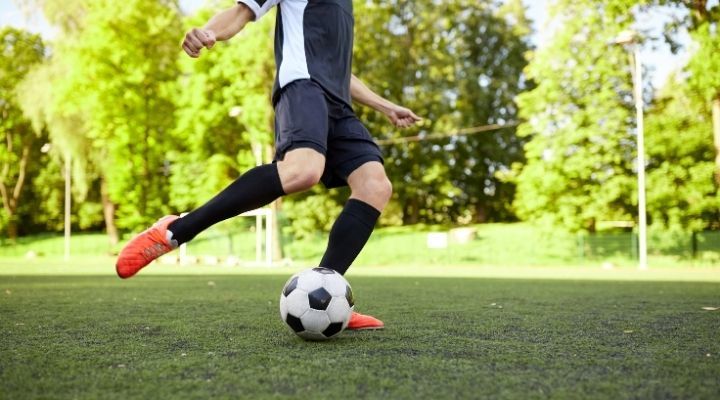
xmin=2 ymin=265 xmax=719 ymax=399
xmin=4 ymin=223 xmax=719 ymax=268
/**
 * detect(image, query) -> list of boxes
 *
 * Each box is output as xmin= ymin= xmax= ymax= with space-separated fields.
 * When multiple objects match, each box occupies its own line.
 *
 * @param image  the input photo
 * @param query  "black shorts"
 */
xmin=273 ymin=79 xmax=384 ymax=188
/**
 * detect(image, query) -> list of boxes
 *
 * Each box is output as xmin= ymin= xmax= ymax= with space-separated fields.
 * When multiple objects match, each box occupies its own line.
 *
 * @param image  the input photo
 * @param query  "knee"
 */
xmin=373 ymin=176 xmax=393 ymax=204
xmin=277 ymin=148 xmax=325 ymax=193
xmin=280 ymin=163 xmax=323 ymax=193
xmin=355 ymin=174 xmax=393 ymax=209
xmin=294 ymin=168 xmax=323 ymax=192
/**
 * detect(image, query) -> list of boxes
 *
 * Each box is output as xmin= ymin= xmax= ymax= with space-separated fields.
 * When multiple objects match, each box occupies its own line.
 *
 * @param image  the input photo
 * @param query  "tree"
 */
xmin=169 ymin=7 xmax=275 ymax=212
xmin=0 ymin=28 xmax=46 ymax=241
xmin=645 ymin=76 xmax=719 ymax=231
xmin=352 ymin=0 xmax=532 ymax=225
xmin=513 ymin=0 xmax=639 ymax=232
xmin=170 ymin=6 xmax=284 ymax=258
xmin=18 ymin=55 xmax=103 ymax=235
xmin=684 ymin=4 xmax=720 ymax=185
xmin=653 ymin=1 xmax=720 ymax=184
xmin=21 ymin=0 xmax=183 ymax=240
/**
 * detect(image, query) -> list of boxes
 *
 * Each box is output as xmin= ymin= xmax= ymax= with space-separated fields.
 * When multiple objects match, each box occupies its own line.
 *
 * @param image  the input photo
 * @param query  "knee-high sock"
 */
xmin=168 ymin=163 xmax=285 ymax=245
xmin=319 ymin=199 xmax=381 ymax=275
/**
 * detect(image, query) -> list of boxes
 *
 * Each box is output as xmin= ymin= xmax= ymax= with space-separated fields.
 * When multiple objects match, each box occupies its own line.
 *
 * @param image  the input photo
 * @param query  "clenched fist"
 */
xmin=182 ymin=28 xmax=216 ymax=58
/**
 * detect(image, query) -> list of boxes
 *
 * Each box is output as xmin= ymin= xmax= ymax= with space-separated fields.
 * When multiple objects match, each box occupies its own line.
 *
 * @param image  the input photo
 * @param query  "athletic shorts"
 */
xmin=273 ymin=79 xmax=384 ymax=188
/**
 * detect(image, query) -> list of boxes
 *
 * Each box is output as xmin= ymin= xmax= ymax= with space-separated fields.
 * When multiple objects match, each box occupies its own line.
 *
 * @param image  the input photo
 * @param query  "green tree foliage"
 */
xmin=645 ymin=77 xmax=719 ymax=231
xmin=0 ymin=28 xmax=47 ymax=241
xmin=8 ymin=0 xmax=717 ymax=242
xmin=352 ymin=0 xmax=532 ymax=225
xmin=516 ymin=0 xmax=718 ymax=233
xmin=18 ymin=50 xmax=102 ymax=235
xmin=684 ymin=6 xmax=720 ymax=101
xmin=75 ymin=0 xmax=182 ymax=231
xmin=651 ymin=1 xmax=719 ymax=100
xmin=651 ymin=1 xmax=720 ymax=183
xmin=513 ymin=0 xmax=638 ymax=232
xmin=681 ymin=3 xmax=720 ymax=185
xmin=169 ymin=7 xmax=275 ymax=212
xmin=22 ymin=0 xmax=183 ymax=235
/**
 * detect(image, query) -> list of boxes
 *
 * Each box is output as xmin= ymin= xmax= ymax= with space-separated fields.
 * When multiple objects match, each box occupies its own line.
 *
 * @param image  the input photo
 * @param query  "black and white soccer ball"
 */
xmin=279 ymin=267 xmax=354 ymax=340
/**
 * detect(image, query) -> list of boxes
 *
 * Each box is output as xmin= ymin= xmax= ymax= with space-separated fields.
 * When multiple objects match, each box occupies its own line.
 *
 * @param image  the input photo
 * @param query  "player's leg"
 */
xmin=319 ymin=161 xmax=391 ymax=330
xmin=323 ymin=161 xmax=391 ymax=330
xmin=116 ymin=79 xmax=329 ymax=279
xmin=316 ymin=113 xmax=389 ymax=330
xmin=115 ymin=149 xmax=325 ymax=279
xmin=167 ymin=148 xmax=324 ymax=245
xmin=318 ymin=161 xmax=391 ymax=274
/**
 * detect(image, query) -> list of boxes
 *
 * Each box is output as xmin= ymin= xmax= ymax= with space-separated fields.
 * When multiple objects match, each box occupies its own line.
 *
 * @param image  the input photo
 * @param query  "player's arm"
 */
xmin=350 ymin=74 xmax=422 ymax=128
xmin=182 ymin=4 xmax=254 ymax=58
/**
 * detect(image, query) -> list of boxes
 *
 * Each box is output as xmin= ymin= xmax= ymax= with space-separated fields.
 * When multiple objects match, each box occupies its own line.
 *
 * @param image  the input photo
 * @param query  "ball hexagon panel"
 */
xmin=323 ymin=274 xmax=349 ymax=297
xmin=308 ymin=287 xmax=332 ymax=311
xmin=296 ymin=270 xmax=325 ymax=292
xmin=279 ymin=293 xmax=289 ymax=320
xmin=284 ymin=289 xmax=310 ymax=318
xmin=324 ymin=296 xmax=351 ymax=323
xmin=300 ymin=308 xmax=331 ymax=333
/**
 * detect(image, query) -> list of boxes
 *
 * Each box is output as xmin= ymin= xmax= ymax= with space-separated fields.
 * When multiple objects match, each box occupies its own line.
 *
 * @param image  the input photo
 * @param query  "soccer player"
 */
xmin=115 ymin=0 xmax=422 ymax=330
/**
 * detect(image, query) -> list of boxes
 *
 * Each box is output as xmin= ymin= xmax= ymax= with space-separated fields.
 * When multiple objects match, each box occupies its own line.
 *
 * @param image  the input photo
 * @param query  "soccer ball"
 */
xmin=279 ymin=267 xmax=354 ymax=340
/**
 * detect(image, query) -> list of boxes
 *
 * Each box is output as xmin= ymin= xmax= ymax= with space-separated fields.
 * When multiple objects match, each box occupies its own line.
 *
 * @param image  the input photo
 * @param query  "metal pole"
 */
xmin=253 ymin=142 xmax=262 ymax=264
xmin=64 ymin=152 xmax=71 ymax=262
xmin=265 ymin=209 xmax=272 ymax=266
xmin=632 ymin=46 xmax=648 ymax=270
xmin=179 ymin=212 xmax=188 ymax=264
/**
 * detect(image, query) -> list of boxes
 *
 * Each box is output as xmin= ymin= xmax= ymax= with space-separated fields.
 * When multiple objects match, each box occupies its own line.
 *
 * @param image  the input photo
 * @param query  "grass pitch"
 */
xmin=1 ymin=272 xmax=719 ymax=399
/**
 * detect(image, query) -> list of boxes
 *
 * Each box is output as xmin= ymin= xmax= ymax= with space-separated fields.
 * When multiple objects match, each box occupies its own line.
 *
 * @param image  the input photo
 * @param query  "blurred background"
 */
xmin=1 ymin=0 xmax=718 ymax=269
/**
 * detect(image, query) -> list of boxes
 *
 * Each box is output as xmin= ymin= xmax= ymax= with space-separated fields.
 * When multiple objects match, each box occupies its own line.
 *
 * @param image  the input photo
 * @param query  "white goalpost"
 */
xmin=176 ymin=207 xmax=274 ymax=267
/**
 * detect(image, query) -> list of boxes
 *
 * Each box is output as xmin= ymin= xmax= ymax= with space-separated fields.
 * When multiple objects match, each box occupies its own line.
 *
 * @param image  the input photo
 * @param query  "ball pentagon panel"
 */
xmin=312 ymin=267 xmax=337 ymax=275
xmin=282 ymin=275 xmax=299 ymax=297
xmin=322 ymin=322 xmax=344 ymax=338
xmin=284 ymin=314 xmax=305 ymax=333
xmin=308 ymin=287 xmax=333 ymax=311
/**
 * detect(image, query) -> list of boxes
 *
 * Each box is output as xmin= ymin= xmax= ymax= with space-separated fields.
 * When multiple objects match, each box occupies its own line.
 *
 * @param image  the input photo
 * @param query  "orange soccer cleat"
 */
xmin=347 ymin=311 xmax=384 ymax=330
xmin=115 ymin=215 xmax=179 ymax=279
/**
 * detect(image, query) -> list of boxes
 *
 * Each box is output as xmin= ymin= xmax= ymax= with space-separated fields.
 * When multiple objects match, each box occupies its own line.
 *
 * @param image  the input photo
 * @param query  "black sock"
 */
xmin=168 ymin=163 xmax=285 ymax=245
xmin=319 ymin=199 xmax=381 ymax=275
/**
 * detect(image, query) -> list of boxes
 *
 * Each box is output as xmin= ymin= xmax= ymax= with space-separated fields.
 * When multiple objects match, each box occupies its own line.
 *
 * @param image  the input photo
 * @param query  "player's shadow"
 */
xmin=278 ymin=329 xmax=383 ymax=346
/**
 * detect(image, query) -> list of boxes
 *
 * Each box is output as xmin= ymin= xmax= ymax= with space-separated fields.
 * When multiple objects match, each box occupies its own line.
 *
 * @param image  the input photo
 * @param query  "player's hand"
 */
xmin=385 ymin=105 xmax=422 ymax=128
xmin=182 ymin=28 xmax=216 ymax=58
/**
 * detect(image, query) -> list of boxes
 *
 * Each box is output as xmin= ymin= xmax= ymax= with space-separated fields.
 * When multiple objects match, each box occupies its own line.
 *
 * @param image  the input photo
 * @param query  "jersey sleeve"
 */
xmin=237 ymin=0 xmax=281 ymax=21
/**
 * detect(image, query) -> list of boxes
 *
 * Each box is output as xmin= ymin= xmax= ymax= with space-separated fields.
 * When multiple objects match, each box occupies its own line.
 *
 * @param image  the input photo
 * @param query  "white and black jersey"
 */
xmin=237 ymin=0 xmax=354 ymax=106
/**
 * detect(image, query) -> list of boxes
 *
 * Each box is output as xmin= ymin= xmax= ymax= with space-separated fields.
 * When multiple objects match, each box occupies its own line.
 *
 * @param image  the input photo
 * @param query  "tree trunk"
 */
xmin=713 ymin=96 xmax=720 ymax=186
xmin=101 ymin=178 xmax=119 ymax=248
xmin=271 ymin=198 xmax=283 ymax=262
xmin=0 ymin=140 xmax=30 ymax=244
xmin=6 ymin=213 xmax=17 ymax=244
xmin=402 ymin=200 xmax=410 ymax=225
xmin=402 ymin=196 xmax=420 ymax=225
xmin=474 ymin=204 xmax=488 ymax=223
